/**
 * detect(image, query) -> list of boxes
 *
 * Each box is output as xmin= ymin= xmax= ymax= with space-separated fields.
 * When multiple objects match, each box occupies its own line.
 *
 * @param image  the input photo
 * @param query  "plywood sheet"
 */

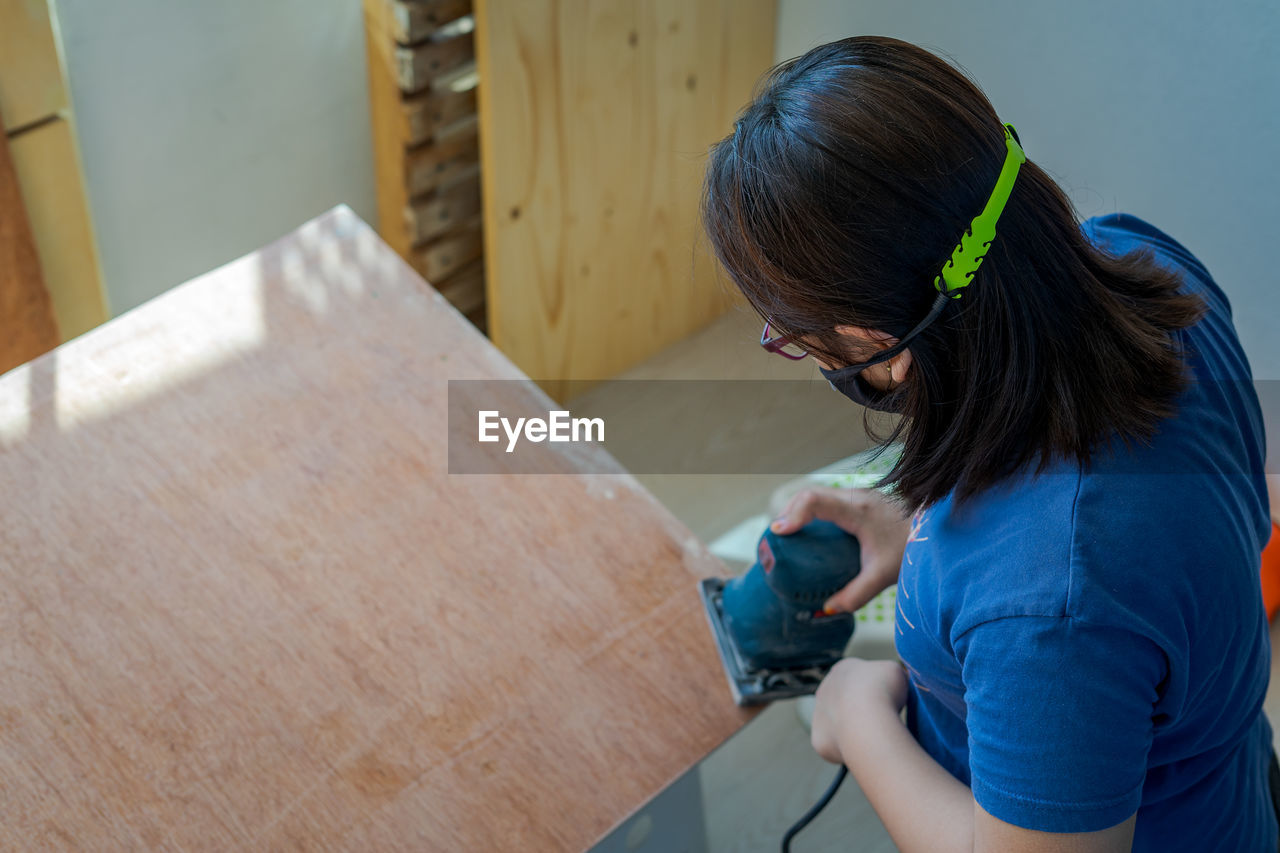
xmin=0 ymin=207 xmax=750 ymax=850
xmin=474 ymin=0 xmax=776 ymax=398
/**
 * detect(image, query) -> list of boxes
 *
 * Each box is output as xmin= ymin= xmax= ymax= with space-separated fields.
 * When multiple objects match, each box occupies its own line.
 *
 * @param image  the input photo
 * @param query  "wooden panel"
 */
xmin=0 ymin=116 xmax=57 ymax=372
xmin=0 ymin=207 xmax=749 ymax=849
xmin=474 ymin=0 xmax=777 ymax=398
xmin=0 ymin=0 xmax=68 ymax=132
xmin=9 ymin=117 xmax=110 ymax=340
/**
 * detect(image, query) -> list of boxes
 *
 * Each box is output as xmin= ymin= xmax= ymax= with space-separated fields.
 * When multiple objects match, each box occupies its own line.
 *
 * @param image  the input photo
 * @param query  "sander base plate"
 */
xmin=698 ymin=577 xmax=835 ymax=707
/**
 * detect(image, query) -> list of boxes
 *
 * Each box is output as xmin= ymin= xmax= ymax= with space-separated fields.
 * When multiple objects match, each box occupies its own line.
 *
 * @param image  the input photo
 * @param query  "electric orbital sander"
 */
xmin=699 ymin=520 xmax=862 ymax=706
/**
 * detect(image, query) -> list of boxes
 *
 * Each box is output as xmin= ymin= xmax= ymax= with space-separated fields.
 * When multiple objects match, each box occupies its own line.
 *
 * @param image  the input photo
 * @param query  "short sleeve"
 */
xmin=955 ymin=615 xmax=1166 ymax=832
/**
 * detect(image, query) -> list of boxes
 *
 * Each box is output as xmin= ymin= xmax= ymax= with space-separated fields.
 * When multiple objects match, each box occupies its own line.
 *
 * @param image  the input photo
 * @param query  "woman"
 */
xmin=702 ymin=36 xmax=1274 ymax=853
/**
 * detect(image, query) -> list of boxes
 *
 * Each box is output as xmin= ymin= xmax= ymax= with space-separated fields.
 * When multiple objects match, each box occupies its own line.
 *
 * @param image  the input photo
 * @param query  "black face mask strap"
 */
xmin=835 ymin=290 xmax=953 ymax=374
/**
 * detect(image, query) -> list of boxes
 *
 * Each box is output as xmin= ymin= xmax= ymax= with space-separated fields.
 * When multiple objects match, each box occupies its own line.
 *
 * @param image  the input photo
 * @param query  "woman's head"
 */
xmin=702 ymin=36 xmax=1203 ymax=507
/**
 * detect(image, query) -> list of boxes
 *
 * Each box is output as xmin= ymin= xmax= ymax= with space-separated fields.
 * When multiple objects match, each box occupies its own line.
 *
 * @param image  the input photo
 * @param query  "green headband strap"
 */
xmin=934 ymin=123 xmax=1026 ymax=297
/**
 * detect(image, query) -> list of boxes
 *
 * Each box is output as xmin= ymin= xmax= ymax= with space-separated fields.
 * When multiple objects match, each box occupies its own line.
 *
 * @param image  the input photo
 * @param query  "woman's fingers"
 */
xmin=770 ymin=487 xmax=867 ymax=535
xmin=767 ymin=486 xmax=912 ymax=614
xmin=776 ymin=489 xmax=892 ymax=613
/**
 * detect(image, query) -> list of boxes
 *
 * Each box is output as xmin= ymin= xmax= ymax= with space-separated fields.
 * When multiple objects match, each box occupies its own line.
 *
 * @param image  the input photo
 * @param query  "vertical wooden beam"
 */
xmin=1 ymin=0 xmax=109 ymax=343
xmin=0 ymin=123 xmax=58 ymax=373
xmin=363 ymin=0 xmax=413 ymax=258
xmin=9 ymin=117 xmax=110 ymax=341
xmin=0 ymin=0 xmax=68 ymax=134
xmin=364 ymin=0 xmax=486 ymax=326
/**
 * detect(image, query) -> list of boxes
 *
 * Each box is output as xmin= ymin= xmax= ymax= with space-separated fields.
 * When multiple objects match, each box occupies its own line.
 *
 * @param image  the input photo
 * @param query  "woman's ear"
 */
xmin=890 ymin=349 xmax=914 ymax=383
xmin=833 ymin=325 xmax=914 ymax=381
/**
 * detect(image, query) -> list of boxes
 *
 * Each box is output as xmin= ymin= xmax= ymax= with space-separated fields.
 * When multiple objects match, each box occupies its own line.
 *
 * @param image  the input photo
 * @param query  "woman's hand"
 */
xmin=770 ymin=486 xmax=911 ymax=613
xmin=810 ymin=657 xmax=910 ymax=764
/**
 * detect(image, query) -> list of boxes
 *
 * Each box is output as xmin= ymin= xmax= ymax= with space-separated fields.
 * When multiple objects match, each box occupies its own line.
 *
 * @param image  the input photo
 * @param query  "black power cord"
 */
xmin=781 ymin=765 xmax=848 ymax=852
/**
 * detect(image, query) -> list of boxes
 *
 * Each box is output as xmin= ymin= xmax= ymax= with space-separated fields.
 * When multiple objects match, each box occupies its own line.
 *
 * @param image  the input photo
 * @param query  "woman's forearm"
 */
xmin=838 ymin=702 xmax=975 ymax=853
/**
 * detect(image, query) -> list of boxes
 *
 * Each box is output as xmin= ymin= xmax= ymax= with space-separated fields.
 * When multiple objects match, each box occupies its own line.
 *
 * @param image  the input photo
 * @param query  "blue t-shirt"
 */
xmin=895 ymin=213 xmax=1274 ymax=850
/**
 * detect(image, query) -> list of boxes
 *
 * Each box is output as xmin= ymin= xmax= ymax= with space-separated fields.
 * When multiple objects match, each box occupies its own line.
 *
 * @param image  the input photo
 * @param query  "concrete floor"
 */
xmin=573 ymin=306 xmax=1280 ymax=852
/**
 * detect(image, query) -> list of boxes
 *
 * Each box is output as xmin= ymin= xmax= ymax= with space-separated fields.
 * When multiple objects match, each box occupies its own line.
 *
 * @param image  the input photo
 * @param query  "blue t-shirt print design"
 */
xmin=898 ymin=507 xmax=934 ymax=700
xmin=893 ymin=213 xmax=1274 ymax=852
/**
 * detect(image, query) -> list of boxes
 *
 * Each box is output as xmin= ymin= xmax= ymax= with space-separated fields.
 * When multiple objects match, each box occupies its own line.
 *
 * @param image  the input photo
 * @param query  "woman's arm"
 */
xmin=824 ymin=663 xmax=973 ymax=853
xmin=812 ymin=658 xmax=1137 ymax=853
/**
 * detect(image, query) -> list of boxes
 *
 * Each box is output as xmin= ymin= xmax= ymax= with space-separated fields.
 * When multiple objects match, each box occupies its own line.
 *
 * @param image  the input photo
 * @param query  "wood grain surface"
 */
xmin=0 ymin=207 xmax=751 ymax=850
xmin=474 ymin=0 xmax=776 ymax=398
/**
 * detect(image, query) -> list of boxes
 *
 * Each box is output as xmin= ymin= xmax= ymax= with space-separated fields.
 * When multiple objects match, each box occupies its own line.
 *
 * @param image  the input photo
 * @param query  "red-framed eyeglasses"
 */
xmin=760 ymin=320 xmax=809 ymax=361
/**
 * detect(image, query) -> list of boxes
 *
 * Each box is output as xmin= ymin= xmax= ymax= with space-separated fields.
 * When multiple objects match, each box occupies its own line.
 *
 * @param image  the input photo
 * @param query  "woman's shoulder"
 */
xmin=926 ymin=460 xmax=1082 ymax=559
xmin=1081 ymin=212 xmax=1228 ymax=314
xmin=921 ymin=446 xmax=1258 ymax=632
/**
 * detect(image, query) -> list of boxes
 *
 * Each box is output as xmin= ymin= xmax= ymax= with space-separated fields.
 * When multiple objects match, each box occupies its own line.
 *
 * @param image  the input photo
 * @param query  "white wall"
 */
xmin=775 ymin=0 xmax=1280 ymax=380
xmin=53 ymin=0 xmax=376 ymax=316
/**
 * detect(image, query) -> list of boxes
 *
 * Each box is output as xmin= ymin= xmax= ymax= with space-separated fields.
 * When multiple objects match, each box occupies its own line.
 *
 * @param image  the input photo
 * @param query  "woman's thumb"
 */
xmin=822 ymin=574 xmax=879 ymax=615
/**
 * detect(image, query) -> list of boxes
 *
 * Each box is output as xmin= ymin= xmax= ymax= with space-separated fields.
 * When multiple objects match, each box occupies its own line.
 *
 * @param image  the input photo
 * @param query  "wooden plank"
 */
xmin=405 ymin=171 xmax=482 ymax=244
xmin=0 ymin=115 xmax=58 ymax=372
xmin=402 ymin=75 xmax=477 ymax=146
xmin=414 ymin=218 xmax=483 ymax=281
xmin=396 ymin=31 xmax=475 ymax=93
xmin=8 ymin=116 xmax=110 ymax=341
xmin=363 ymin=0 xmax=414 ymax=256
xmin=404 ymin=123 xmax=478 ymax=198
xmin=392 ymin=0 xmax=472 ymax=44
xmin=0 ymin=206 xmax=749 ymax=849
xmin=366 ymin=0 xmax=479 ymax=261
xmin=435 ymin=257 xmax=485 ymax=314
xmin=0 ymin=0 xmax=68 ymax=132
xmin=474 ymin=0 xmax=777 ymax=398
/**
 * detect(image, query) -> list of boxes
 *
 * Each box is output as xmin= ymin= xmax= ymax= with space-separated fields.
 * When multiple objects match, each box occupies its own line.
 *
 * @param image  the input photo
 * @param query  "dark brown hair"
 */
xmin=702 ymin=36 xmax=1205 ymax=508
